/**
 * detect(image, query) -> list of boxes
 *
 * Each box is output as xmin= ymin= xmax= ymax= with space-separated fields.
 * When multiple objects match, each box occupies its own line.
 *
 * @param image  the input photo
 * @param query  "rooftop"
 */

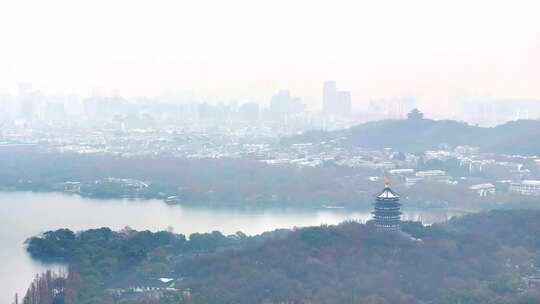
xmin=376 ymin=185 xmax=400 ymax=200
xmin=469 ymin=183 xmax=495 ymax=190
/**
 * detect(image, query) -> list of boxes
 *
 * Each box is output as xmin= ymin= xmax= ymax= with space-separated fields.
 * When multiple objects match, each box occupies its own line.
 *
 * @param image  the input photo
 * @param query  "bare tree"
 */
xmin=21 ymin=270 xmax=66 ymax=304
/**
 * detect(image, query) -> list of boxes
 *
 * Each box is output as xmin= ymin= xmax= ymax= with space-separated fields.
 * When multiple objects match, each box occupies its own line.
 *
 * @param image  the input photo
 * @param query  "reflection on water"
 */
xmin=0 ymin=191 xmax=464 ymax=302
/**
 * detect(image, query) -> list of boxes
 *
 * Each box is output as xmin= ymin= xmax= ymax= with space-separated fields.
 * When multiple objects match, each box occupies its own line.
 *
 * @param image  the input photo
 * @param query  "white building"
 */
xmin=388 ymin=169 xmax=415 ymax=176
xmin=509 ymin=180 xmax=540 ymax=196
xmin=469 ymin=183 xmax=496 ymax=197
xmin=416 ymin=170 xmax=446 ymax=177
xmin=415 ymin=170 xmax=450 ymax=183
xmin=405 ymin=177 xmax=424 ymax=187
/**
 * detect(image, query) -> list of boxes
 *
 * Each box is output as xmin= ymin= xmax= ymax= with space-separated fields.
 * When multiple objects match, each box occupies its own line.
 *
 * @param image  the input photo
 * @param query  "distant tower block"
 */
xmin=372 ymin=182 xmax=402 ymax=231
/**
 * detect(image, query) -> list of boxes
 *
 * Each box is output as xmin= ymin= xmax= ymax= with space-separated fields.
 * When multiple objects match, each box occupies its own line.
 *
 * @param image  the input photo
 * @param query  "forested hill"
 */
xmin=26 ymin=210 xmax=540 ymax=304
xmin=284 ymin=119 xmax=540 ymax=155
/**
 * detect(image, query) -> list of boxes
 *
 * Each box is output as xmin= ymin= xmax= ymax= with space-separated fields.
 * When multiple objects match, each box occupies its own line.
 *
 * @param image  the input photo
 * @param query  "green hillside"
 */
xmin=26 ymin=210 xmax=540 ymax=304
xmin=285 ymin=118 xmax=540 ymax=155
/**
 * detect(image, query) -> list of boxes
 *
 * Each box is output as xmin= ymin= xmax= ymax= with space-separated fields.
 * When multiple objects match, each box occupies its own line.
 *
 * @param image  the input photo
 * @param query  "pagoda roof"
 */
xmin=376 ymin=186 xmax=400 ymax=200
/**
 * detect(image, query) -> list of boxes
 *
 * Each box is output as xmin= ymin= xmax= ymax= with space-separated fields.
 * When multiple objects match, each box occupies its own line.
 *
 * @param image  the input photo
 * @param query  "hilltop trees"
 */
xmin=25 ymin=210 xmax=540 ymax=304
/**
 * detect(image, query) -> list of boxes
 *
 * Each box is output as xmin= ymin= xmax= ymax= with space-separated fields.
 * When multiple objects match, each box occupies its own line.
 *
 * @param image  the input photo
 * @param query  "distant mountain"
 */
xmin=284 ymin=119 xmax=540 ymax=155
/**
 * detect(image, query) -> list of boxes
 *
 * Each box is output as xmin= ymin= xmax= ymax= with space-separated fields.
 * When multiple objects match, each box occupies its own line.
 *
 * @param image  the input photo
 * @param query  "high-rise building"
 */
xmin=372 ymin=182 xmax=402 ymax=231
xmin=368 ymin=96 xmax=416 ymax=119
xmin=322 ymin=81 xmax=352 ymax=117
xmin=269 ymin=90 xmax=304 ymax=121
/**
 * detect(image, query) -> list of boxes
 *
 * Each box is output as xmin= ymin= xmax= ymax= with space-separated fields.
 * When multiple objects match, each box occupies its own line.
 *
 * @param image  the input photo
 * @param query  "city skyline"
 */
xmin=1 ymin=0 xmax=540 ymax=112
xmin=3 ymin=80 xmax=540 ymax=128
xmin=4 ymin=1 xmax=540 ymax=303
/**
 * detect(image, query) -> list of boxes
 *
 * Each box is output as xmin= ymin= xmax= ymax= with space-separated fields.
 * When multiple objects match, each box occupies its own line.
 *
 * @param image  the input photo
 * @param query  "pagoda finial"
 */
xmin=384 ymin=178 xmax=391 ymax=188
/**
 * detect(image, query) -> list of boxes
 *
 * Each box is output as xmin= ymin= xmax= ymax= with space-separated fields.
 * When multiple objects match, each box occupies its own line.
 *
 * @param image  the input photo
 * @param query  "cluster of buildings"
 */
xmin=2 ymin=83 xmax=540 ymax=202
xmin=459 ymin=97 xmax=540 ymax=127
xmin=509 ymin=180 xmax=540 ymax=196
xmin=367 ymin=96 xmax=417 ymax=120
xmin=0 ymin=81 xmax=361 ymax=140
xmin=367 ymin=145 xmax=540 ymax=199
xmin=2 ymin=110 xmax=540 ymax=202
xmin=108 ymin=278 xmax=191 ymax=303
xmin=4 ymin=115 xmax=540 ymax=200
xmin=4 ymin=83 xmax=540 ymax=135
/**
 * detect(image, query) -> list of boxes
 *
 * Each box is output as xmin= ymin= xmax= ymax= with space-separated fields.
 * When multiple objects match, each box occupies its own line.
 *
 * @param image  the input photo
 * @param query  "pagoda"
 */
xmin=372 ymin=182 xmax=402 ymax=231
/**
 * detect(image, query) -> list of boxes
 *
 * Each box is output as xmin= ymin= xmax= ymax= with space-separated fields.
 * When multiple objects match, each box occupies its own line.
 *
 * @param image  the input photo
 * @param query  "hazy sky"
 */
xmin=1 ymin=0 xmax=539 ymax=109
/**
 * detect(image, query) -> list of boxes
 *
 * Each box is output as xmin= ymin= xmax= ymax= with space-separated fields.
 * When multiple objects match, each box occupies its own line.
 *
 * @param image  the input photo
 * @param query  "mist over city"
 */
xmin=2 ymin=1 xmax=540 ymax=304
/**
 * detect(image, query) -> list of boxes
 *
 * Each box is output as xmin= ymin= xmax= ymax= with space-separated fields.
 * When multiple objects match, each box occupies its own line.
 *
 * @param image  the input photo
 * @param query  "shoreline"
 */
xmin=0 ymin=188 xmax=475 ymax=213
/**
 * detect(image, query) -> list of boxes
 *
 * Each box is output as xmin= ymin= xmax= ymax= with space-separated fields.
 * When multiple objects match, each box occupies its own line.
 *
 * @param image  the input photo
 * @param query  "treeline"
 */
xmin=26 ymin=226 xmax=288 ymax=303
xmin=26 ymin=210 xmax=540 ymax=304
xmin=178 ymin=212 xmax=540 ymax=304
xmin=0 ymin=145 xmax=378 ymax=208
xmin=0 ymin=145 xmax=523 ymax=211
xmin=285 ymin=118 xmax=540 ymax=155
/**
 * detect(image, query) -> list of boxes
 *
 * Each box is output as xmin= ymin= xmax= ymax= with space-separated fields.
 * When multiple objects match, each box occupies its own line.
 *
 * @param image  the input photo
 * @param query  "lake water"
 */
xmin=0 ymin=191 xmax=464 ymax=302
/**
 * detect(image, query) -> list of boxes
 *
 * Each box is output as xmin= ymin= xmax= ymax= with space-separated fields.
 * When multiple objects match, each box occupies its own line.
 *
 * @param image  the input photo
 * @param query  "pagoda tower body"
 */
xmin=372 ymin=184 xmax=402 ymax=231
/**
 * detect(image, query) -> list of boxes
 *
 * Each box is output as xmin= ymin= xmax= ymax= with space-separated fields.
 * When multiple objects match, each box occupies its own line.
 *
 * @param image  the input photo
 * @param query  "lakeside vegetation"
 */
xmin=1 ymin=145 xmax=537 ymax=211
xmin=25 ymin=210 xmax=540 ymax=304
xmin=0 ymin=145 xmax=379 ymax=208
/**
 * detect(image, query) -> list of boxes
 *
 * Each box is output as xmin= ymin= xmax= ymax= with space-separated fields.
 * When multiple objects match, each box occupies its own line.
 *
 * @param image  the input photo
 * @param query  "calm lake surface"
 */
xmin=0 ymin=191 xmax=464 ymax=302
